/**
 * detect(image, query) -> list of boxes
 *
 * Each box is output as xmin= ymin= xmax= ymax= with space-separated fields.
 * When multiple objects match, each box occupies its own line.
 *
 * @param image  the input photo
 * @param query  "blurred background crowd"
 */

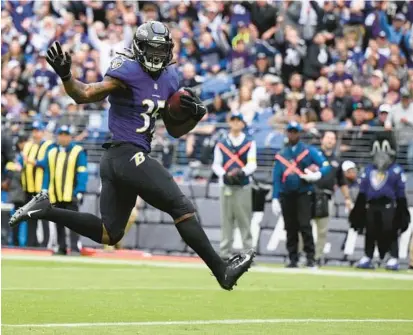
xmin=1 ymin=0 xmax=413 ymax=170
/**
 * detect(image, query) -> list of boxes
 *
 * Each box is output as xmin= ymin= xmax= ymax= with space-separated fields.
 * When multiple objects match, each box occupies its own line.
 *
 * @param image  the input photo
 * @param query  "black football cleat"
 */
xmin=9 ymin=191 xmax=51 ymax=227
xmin=218 ymin=249 xmax=256 ymax=291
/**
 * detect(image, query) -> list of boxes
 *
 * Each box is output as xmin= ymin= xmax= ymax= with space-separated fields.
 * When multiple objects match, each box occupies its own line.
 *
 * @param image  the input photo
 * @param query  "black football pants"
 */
xmin=99 ymin=143 xmax=194 ymax=243
xmin=280 ymin=192 xmax=315 ymax=263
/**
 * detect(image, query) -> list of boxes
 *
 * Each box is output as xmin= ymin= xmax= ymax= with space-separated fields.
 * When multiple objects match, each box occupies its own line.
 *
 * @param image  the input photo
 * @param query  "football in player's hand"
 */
xmin=306 ymin=164 xmax=320 ymax=172
xmin=167 ymin=90 xmax=192 ymax=121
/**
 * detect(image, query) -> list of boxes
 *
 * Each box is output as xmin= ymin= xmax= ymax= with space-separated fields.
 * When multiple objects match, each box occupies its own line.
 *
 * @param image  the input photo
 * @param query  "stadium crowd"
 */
xmin=1 ymin=1 xmax=413 ymax=155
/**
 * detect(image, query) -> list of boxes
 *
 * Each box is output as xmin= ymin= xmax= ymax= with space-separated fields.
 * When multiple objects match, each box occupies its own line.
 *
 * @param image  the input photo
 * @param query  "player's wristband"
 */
xmin=60 ymin=72 xmax=72 ymax=82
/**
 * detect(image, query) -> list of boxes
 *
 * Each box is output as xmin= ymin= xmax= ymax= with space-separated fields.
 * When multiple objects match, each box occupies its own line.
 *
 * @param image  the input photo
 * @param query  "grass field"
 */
xmin=2 ymin=256 xmax=413 ymax=335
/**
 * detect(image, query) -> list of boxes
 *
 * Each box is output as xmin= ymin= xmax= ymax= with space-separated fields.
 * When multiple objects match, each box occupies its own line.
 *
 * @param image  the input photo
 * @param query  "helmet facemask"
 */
xmin=133 ymin=21 xmax=174 ymax=73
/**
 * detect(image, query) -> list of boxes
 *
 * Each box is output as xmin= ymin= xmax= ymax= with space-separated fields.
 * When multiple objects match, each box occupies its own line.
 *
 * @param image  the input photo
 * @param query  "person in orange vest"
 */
xmin=272 ymin=122 xmax=331 ymax=268
xmin=212 ymin=113 xmax=257 ymax=260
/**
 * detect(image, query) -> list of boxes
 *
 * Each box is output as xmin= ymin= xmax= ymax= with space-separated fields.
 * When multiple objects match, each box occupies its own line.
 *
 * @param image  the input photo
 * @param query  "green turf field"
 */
xmin=2 ymin=256 xmax=413 ymax=335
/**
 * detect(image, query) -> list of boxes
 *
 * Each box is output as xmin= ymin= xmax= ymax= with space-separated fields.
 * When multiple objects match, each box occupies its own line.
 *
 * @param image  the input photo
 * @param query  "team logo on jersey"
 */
xmin=370 ymin=170 xmax=388 ymax=190
xmin=110 ymin=57 xmax=123 ymax=70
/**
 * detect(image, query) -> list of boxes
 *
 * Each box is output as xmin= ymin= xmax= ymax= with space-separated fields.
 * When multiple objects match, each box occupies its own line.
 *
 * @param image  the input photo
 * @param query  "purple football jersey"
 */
xmin=359 ymin=164 xmax=406 ymax=201
xmin=105 ymin=56 xmax=179 ymax=152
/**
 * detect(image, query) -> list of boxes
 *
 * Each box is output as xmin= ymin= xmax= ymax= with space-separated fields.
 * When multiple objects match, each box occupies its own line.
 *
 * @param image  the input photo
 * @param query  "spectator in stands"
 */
xmin=212 ymin=113 xmax=256 ymax=261
xmin=303 ymin=33 xmax=330 ymax=80
xmin=385 ymin=88 xmax=413 ymax=169
xmin=369 ymin=104 xmax=390 ymax=127
xmin=25 ymin=77 xmax=50 ymax=116
xmin=198 ymin=31 xmax=226 ymax=75
xmin=229 ymin=85 xmax=259 ymax=126
xmin=288 ymin=72 xmax=303 ymax=94
xmin=180 ymin=63 xmax=201 ymax=88
xmin=298 ymin=80 xmax=321 ymax=120
xmin=253 ymin=53 xmax=278 ymax=85
xmin=272 ymin=92 xmax=300 ymax=126
xmin=363 ymin=70 xmax=385 ymax=108
xmin=278 ymin=27 xmax=307 ymax=84
xmin=209 ymin=95 xmax=230 ymax=124
xmin=252 ymin=74 xmax=279 ymax=109
xmin=310 ymin=0 xmax=342 ymax=39
xmin=246 ymin=0 xmax=278 ymax=38
xmin=269 ymin=76 xmax=286 ymax=112
xmin=329 ymin=61 xmax=353 ymax=83
xmin=58 ymin=102 xmax=88 ymax=141
xmin=228 ymin=39 xmax=252 ymax=73
xmin=320 ymin=107 xmax=339 ymax=125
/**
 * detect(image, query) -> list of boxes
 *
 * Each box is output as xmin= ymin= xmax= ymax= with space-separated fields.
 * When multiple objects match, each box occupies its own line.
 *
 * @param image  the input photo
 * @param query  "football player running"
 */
xmin=9 ymin=21 xmax=255 ymax=290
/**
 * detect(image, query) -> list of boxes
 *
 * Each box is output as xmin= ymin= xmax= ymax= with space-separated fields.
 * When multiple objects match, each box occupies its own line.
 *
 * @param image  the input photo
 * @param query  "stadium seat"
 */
xmin=259 ymin=203 xmax=277 ymax=228
xmin=137 ymin=223 xmax=186 ymax=252
xmin=195 ymin=198 xmax=221 ymax=227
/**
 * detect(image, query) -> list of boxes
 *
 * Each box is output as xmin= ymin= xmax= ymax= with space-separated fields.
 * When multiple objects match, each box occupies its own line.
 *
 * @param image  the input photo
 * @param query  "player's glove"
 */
xmin=180 ymin=88 xmax=207 ymax=121
xmin=46 ymin=41 xmax=72 ymax=82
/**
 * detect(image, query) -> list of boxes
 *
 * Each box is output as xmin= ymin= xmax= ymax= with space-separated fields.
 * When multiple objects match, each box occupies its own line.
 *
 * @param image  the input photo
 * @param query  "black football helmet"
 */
xmin=133 ymin=21 xmax=174 ymax=73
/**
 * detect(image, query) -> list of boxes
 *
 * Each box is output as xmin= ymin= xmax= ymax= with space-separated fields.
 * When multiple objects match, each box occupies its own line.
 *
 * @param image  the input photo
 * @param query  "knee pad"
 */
xmin=169 ymin=195 xmax=195 ymax=220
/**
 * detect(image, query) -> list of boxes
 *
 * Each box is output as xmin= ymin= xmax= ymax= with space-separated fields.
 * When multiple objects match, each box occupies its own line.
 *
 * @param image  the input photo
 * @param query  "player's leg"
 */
xmin=99 ymin=177 xmax=137 ymax=246
xmin=357 ymin=208 xmax=376 ymax=268
xmin=297 ymin=193 xmax=315 ymax=265
xmin=280 ymin=194 xmax=299 ymax=266
xmin=118 ymin=148 xmax=254 ymax=290
xmin=220 ymin=186 xmax=235 ymax=259
xmin=314 ymin=216 xmax=328 ymax=263
xmin=233 ymin=186 xmax=253 ymax=252
xmin=9 ymin=152 xmax=110 ymax=244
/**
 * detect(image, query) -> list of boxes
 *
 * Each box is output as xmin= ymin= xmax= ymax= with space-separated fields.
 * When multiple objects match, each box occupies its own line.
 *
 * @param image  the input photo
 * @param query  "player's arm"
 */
xmin=163 ymin=88 xmax=206 ymax=138
xmin=46 ymin=41 xmax=125 ymax=104
xmin=310 ymin=147 xmax=331 ymax=177
xmin=162 ymin=111 xmax=198 ymax=138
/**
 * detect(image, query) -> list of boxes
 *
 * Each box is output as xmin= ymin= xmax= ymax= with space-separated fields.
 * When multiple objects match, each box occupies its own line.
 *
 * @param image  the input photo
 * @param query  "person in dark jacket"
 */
xmin=303 ymin=33 xmax=330 ymax=80
xmin=272 ymin=122 xmax=331 ymax=267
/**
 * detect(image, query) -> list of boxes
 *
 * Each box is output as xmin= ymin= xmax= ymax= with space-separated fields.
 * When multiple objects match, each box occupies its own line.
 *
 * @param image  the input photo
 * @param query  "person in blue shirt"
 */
xmin=272 ymin=122 xmax=331 ymax=267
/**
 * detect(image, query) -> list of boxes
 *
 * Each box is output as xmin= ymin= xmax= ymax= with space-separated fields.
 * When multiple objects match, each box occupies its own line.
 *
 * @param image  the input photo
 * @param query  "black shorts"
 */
xmin=100 ymin=143 xmax=194 ymax=239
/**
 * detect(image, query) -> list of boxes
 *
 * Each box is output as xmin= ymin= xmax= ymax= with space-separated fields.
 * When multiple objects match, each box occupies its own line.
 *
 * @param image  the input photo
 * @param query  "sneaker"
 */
xmin=9 ymin=191 xmax=51 ymax=227
xmin=306 ymin=259 xmax=317 ymax=268
xmin=385 ymin=258 xmax=399 ymax=271
xmin=218 ymin=249 xmax=256 ymax=291
xmin=53 ymin=249 xmax=67 ymax=256
xmin=356 ymin=256 xmax=375 ymax=269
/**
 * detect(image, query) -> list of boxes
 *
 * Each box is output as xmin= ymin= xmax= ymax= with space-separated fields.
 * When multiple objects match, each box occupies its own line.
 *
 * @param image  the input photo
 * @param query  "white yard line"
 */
xmin=2 ymin=286 xmax=413 ymax=292
xmin=3 ymin=319 xmax=413 ymax=328
xmin=3 ymin=254 xmax=413 ymax=281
